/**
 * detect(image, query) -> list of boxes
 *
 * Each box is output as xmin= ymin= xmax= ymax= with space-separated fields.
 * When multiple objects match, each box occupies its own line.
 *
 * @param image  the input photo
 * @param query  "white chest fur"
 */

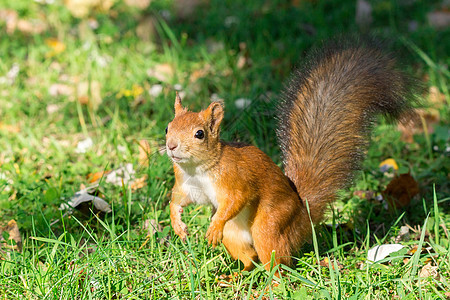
xmin=181 ymin=171 xmax=218 ymax=208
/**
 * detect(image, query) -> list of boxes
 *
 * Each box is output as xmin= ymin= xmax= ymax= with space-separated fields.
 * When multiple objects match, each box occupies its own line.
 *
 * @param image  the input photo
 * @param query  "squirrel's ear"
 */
xmin=202 ymin=102 xmax=224 ymax=137
xmin=174 ymin=92 xmax=186 ymax=116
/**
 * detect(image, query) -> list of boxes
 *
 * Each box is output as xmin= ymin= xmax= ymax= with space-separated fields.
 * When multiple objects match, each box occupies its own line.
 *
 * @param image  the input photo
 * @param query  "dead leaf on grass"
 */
xmin=136 ymin=16 xmax=157 ymax=42
xmin=398 ymin=108 xmax=440 ymax=143
xmin=0 ymin=220 xmax=22 ymax=252
xmin=0 ymin=123 xmax=20 ymax=133
xmin=367 ymin=244 xmax=404 ymax=263
xmin=383 ymin=173 xmax=419 ymax=209
xmin=139 ymin=139 xmax=153 ymax=165
xmin=125 ymin=0 xmax=151 ymax=9
xmin=16 ymin=19 xmax=47 ymax=35
xmin=45 ymin=38 xmax=66 ymax=57
xmin=130 ymin=175 xmax=148 ymax=191
xmin=146 ymin=63 xmax=174 ymax=83
xmin=60 ymin=185 xmax=112 ymax=214
xmin=105 ymin=163 xmax=135 ymax=186
xmin=379 ymin=158 xmax=399 ymax=173
xmin=86 ymin=170 xmax=111 ymax=183
xmin=65 ymin=0 xmax=115 ymax=18
xmin=48 ymin=83 xmax=74 ymax=97
xmin=419 ymin=262 xmax=441 ymax=280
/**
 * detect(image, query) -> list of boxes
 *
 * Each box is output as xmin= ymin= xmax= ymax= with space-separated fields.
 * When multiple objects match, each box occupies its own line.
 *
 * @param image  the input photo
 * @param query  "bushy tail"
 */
xmin=277 ymin=38 xmax=417 ymax=224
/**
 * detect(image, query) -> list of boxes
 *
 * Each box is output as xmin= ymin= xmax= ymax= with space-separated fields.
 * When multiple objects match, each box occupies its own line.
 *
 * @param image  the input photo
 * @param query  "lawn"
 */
xmin=0 ymin=0 xmax=449 ymax=299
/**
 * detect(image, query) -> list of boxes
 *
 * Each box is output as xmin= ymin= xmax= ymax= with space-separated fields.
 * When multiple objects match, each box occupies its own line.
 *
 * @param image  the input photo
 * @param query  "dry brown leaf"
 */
xmin=49 ymin=83 xmax=74 ymax=97
xmin=0 ymin=9 xmax=18 ymax=34
xmin=0 ymin=123 xmax=20 ymax=133
xmin=65 ymin=0 xmax=115 ymax=18
xmin=45 ymin=38 xmax=66 ymax=57
xmin=419 ymin=262 xmax=440 ymax=280
xmin=428 ymin=86 xmax=447 ymax=107
xmin=86 ymin=170 xmax=111 ymax=183
xmin=16 ymin=19 xmax=47 ymax=34
xmin=0 ymin=220 xmax=22 ymax=252
xmin=398 ymin=108 xmax=440 ymax=143
xmin=125 ymin=0 xmax=151 ymax=9
xmin=139 ymin=139 xmax=154 ymax=165
xmin=383 ymin=173 xmax=419 ymax=209
xmin=189 ymin=64 xmax=211 ymax=83
xmin=146 ymin=63 xmax=174 ymax=83
xmin=136 ymin=16 xmax=156 ymax=42
xmin=130 ymin=175 xmax=148 ymax=191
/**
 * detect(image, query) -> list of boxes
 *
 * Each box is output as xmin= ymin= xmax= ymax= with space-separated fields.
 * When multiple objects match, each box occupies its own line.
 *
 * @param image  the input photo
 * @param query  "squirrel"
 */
xmin=165 ymin=38 xmax=416 ymax=272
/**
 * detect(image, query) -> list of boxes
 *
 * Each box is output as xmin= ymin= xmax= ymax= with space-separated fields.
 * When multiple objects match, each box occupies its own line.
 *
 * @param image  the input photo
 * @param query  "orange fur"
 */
xmin=165 ymin=41 xmax=416 ymax=272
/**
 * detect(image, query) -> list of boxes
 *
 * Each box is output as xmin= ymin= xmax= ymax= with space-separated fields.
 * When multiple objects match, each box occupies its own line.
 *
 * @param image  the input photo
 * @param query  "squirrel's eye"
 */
xmin=194 ymin=130 xmax=204 ymax=139
xmin=165 ymin=127 xmax=168 ymax=134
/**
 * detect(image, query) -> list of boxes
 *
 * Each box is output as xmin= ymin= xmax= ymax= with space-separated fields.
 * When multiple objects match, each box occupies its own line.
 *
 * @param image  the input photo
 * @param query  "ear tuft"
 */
xmin=174 ymin=92 xmax=186 ymax=115
xmin=202 ymin=102 xmax=224 ymax=137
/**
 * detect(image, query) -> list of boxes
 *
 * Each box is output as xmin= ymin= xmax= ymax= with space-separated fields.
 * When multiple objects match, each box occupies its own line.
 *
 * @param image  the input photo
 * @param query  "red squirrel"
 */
xmin=165 ymin=39 xmax=416 ymax=272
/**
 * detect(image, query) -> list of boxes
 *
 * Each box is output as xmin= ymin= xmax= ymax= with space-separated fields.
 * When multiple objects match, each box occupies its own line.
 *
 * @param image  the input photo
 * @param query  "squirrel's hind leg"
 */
xmin=251 ymin=212 xmax=293 ymax=271
xmin=222 ymin=220 xmax=258 ymax=271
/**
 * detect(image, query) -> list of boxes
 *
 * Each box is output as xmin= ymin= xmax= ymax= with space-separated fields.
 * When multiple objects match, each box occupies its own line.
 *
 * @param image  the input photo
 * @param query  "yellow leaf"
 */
xmin=379 ymin=158 xmax=398 ymax=171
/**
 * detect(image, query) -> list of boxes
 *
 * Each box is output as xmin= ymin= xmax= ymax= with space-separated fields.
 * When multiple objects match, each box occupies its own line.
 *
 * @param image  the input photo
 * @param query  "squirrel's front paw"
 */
xmin=172 ymin=220 xmax=188 ymax=242
xmin=206 ymin=222 xmax=224 ymax=247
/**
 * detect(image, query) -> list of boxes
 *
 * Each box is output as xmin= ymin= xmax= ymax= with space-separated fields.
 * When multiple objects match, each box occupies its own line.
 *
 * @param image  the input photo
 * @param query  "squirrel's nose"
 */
xmin=167 ymin=141 xmax=178 ymax=151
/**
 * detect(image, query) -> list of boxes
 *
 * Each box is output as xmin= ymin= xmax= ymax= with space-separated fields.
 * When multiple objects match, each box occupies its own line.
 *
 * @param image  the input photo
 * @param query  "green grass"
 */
xmin=0 ymin=0 xmax=449 ymax=298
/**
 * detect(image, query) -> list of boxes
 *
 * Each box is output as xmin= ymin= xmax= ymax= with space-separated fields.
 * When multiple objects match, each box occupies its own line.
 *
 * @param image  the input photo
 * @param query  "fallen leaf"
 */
xmin=65 ymin=0 xmax=115 ymax=18
xmin=189 ymin=64 xmax=211 ymax=83
xmin=75 ymin=137 xmax=94 ymax=153
xmin=139 ymin=139 xmax=153 ymax=165
xmin=148 ymin=84 xmax=163 ymax=98
xmin=235 ymin=98 xmax=252 ymax=109
xmin=86 ymin=170 xmax=110 ymax=183
xmin=143 ymin=218 xmax=162 ymax=236
xmin=60 ymin=186 xmax=111 ymax=214
xmin=16 ymin=18 xmax=47 ymax=34
xmin=379 ymin=158 xmax=399 ymax=172
xmin=0 ymin=9 xmax=18 ymax=34
xmin=48 ymin=83 xmax=74 ymax=97
xmin=427 ymin=11 xmax=450 ymax=30
xmin=130 ymin=175 xmax=148 ymax=191
xmin=125 ymin=0 xmax=151 ymax=9
xmin=428 ymin=86 xmax=446 ymax=107
xmin=0 ymin=123 xmax=20 ymax=133
xmin=367 ymin=244 xmax=404 ymax=263
xmin=319 ymin=257 xmax=343 ymax=270
xmin=0 ymin=63 xmax=20 ymax=85
xmin=383 ymin=173 xmax=419 ymax=209
xmin=0 ymin=220 xmax=22 ymax=252
xmin=46 ymin=104 xmax=61 ymax=114
xmin=105 ymin=163 xmax=135 ymax=186
xmin=398 ymin=108 xmax=440 ymax=143
xmin=146 ymin=63 xmax=174 ymax=83
xmin=136 ymin=16 xmax=156 ymax=42
xmin=45 ymin=38 xmax=66 ymax=57
xmin=419 ymin=262 xmax=440 ymax=280
xmin=395 ymin=225 xmax=410 ymax=243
